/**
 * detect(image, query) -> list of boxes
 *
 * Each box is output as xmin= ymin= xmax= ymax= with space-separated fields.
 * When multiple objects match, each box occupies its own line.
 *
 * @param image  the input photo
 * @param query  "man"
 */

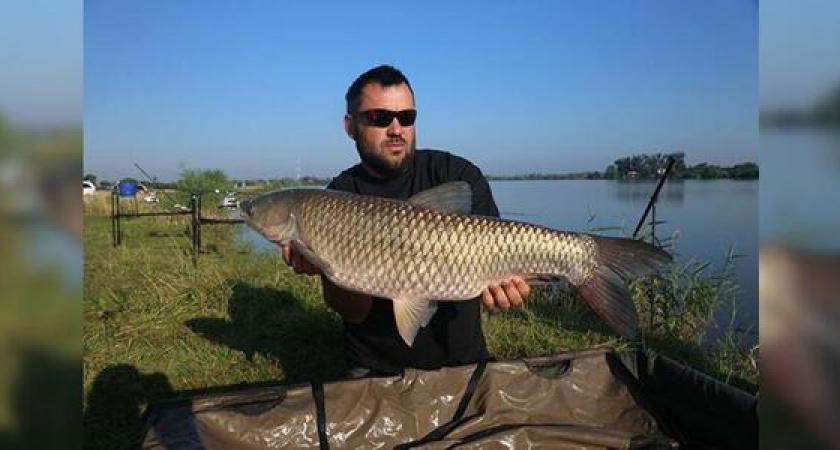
xmin=282 ymin=65 xmax=531 ymax=377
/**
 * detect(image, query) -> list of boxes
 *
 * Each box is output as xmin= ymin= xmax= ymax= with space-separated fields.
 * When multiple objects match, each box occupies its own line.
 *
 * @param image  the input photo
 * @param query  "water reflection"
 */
xmin=612 ymin=180 xmax=685 ymax=204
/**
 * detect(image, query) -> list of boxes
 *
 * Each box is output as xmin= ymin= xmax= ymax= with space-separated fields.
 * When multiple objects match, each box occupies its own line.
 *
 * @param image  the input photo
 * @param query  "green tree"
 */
xmin=608 ymin=152 xmax=687 ymax=179
xmin=176 ymin=167 xmax=233 ymax=193
xmin=84 ymin=173 xmax=97 ymax=185
xmin=669 ymin=152 xmax=687 ymax=178
xmin=730 ymin=162 xmax=759 ymax=179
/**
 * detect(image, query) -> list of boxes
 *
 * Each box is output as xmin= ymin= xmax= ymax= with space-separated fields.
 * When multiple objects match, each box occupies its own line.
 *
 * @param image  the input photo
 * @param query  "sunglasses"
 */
xmin=356 ymin=109 xmax=417 ymax=127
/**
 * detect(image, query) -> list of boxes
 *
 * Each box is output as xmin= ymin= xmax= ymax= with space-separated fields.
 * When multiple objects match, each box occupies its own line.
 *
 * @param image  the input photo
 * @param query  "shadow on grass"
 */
xmin=0 ymin=346 xmax=81 ymax=450
xmin=185 ymin=281 xmax=345 ymax=384
xmin=83 ymin=364 xmax=175 ymax=450
xmin=83 ymin=282 xmax=344 ymax=449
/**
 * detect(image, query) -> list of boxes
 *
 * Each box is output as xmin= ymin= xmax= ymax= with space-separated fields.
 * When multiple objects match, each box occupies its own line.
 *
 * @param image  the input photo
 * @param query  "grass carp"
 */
xmin=241 ymin=182 xmax=671 ymax=346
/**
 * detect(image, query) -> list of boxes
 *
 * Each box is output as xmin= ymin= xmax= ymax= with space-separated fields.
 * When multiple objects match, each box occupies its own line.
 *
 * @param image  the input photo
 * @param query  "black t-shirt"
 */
xmin=327 ymin=149 xmax=500 ymax=375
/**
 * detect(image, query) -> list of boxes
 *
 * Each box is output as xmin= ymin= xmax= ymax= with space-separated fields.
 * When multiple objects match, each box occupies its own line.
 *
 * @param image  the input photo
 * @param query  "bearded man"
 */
xmin=282 ymin=65 xmax=531 ymax=377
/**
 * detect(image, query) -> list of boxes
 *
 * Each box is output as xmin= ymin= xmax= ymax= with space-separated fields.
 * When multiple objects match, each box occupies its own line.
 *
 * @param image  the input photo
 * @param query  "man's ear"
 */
xmin=344 ymin=114 xmax=356 ymax=140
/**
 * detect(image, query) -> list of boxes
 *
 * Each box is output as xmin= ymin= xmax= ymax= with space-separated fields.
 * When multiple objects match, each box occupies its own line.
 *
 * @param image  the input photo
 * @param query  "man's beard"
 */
xmin=356 ymin=137 xmax=416 ymax=179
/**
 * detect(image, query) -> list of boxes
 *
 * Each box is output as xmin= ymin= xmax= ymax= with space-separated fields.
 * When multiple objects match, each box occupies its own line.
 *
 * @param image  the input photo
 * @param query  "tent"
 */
xmin=141 ymin=347 xmax=756 ymax=449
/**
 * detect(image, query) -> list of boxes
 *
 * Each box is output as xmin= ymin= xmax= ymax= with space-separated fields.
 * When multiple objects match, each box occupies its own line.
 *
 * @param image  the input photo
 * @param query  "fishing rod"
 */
xmin=134 ymin=162 xmax=184 ymax=208
xmin=632 ymin=157 xmax=676 ymax=241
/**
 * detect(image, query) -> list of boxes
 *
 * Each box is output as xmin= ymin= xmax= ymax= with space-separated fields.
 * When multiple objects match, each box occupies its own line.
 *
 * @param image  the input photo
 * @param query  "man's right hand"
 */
xmin=280 ymin=242 xmax=322 ymax=276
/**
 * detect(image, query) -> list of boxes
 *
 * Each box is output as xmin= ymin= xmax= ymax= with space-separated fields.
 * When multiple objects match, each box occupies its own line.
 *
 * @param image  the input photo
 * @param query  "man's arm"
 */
xmin=281 ymin=243 xmax=373 ymax=323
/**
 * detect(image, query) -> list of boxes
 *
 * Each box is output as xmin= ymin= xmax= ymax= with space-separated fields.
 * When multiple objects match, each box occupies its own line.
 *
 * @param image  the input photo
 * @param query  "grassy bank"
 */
xmin=83 ymin=211 xmax=757 ymax=449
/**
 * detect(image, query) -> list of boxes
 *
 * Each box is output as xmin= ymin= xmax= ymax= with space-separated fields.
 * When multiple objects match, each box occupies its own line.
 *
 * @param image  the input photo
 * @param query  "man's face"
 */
xmin=345 ymin=82 xmax=416 ymax=178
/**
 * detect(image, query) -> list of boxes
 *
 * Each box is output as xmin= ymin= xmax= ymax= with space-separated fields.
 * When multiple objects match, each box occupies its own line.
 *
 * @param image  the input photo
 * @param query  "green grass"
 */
xmin=82 ymin=214 xmax=758 ymax=449
xmin=0 ymin=221 xmax=81 ymax=449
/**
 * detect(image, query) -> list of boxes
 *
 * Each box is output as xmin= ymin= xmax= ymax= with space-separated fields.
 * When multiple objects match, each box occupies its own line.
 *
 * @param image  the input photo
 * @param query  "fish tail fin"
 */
xmin=576 ymin=236 xmax=672 ymax=339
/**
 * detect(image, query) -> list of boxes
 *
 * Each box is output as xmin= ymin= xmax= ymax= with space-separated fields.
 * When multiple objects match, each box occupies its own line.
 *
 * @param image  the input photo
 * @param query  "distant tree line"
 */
xmin=681 ymin=162 xmax=759 ymax=180
xmin=487 ymin=172 xmax=605 ymax=181
xmin=488 ymin=152 xmax=758 ymax=181
xmin=761 ymin=84 xmax=840 ymax=127
xmin=605 ymin=153 xmax=758 ymax=179
xmin=87 ymin=170 xmax=331 ymax=192
xmin=604 ymin=152 xmax=688 ymax=179
xmin=89 ymin=153 xmax=757 ymax=192
xmin=234 ymin=176 xmax=331 ymax=189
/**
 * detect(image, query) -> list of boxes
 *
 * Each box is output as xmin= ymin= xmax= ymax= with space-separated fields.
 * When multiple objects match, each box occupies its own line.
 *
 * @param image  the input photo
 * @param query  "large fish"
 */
xmin=240 ymin=182 xmax=671 ymax=346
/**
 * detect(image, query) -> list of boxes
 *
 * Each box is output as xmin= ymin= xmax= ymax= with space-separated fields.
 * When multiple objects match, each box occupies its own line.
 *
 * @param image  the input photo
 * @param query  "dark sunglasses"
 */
xmin=356 ymin=108 xmax=417 ymax=127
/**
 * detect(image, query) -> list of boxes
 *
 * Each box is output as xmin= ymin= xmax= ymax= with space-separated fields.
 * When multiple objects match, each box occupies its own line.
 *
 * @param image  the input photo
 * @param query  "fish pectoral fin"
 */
xmin=289 ymin=239 xmax=333 ymax=276
xmin=393 ymin=297 xmax=438 ymax=347
xmin=407 ymin=182 xmax=472 ymax=214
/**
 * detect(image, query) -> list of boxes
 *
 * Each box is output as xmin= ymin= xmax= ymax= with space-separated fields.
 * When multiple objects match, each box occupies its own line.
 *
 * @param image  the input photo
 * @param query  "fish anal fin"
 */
xmin=392 ymin=297 xmax=438 ymax=347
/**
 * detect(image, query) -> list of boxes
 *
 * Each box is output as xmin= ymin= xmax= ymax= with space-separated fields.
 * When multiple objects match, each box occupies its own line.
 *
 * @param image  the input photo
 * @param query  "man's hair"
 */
xmin=345 ymin=65 xmax=414 ymax=114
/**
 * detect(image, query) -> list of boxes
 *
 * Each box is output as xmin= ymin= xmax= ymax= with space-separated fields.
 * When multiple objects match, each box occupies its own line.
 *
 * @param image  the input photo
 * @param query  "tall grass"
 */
xmin=632 ymin=248 xmax=757 ymax=389
xmin=629 ymin=222 xmax=757 ymax=389
xmin=83 ymin=213 xmax=758 ymax=449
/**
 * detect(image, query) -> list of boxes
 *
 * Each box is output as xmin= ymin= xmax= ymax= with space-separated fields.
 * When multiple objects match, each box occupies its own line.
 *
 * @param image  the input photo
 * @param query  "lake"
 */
xmin=492 ymin=179 xmax=757 ymax=338
xmin=760 ymin=129 xmax=840 ymax=250
xmin=238 ymin=179 xmax=758 ymax=339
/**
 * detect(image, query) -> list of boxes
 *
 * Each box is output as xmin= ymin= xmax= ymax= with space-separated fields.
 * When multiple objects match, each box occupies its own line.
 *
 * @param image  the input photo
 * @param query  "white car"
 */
xmin=143 ymin=192 xmax=159 ymax=203
xmin=219 ymin=193 xmax=238 ymax=208
xmin=83 ymin=181 xmax=96 ymax=195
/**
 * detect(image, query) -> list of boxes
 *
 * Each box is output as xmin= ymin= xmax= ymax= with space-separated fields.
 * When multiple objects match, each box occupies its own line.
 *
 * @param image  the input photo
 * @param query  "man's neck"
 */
xmin=360 ymin=162 xmax=412 ymax=182
xmin=360 ymin=162 xmax=389 ymax=180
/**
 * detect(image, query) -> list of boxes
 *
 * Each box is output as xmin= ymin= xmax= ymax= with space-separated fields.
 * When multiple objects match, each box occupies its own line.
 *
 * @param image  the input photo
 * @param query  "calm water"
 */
xmin=238 ymin=179 xmax=759 ymax=337
xmin=760 ymin=129 xmax=840 ymax=250
xmin=492 ymin=180 xmax=758 ymax=335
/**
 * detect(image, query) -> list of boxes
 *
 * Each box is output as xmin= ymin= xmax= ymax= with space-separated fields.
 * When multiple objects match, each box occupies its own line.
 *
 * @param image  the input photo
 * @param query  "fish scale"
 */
xmin=241 ymin=182 xmax=672 ymax=345
xmin=295 ymin=190 xmax=595 ymax=300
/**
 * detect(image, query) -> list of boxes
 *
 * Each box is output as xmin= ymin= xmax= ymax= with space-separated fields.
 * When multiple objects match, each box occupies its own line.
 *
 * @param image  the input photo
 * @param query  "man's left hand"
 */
xmin=481 ymin=277 xmax=531 ymax=311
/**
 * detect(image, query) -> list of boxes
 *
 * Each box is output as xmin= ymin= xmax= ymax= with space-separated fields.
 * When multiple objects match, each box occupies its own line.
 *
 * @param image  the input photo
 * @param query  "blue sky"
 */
xmin=83 ymin=0 xmax=760 ymax=180
xmin=10 ymin=0 xmax=762 ymax=180
xmin=760 ymin=0 xmax=840 ymax=110
xmin=0 ymin=0 xmax=82 ymax=127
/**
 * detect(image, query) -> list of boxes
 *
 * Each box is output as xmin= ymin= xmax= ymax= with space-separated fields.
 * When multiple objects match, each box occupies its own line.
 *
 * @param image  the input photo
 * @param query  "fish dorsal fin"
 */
xmin=407 ymin=182 xmax=472 ymax=214
xmin=392 ymin=297 xmax=438 ymax=347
